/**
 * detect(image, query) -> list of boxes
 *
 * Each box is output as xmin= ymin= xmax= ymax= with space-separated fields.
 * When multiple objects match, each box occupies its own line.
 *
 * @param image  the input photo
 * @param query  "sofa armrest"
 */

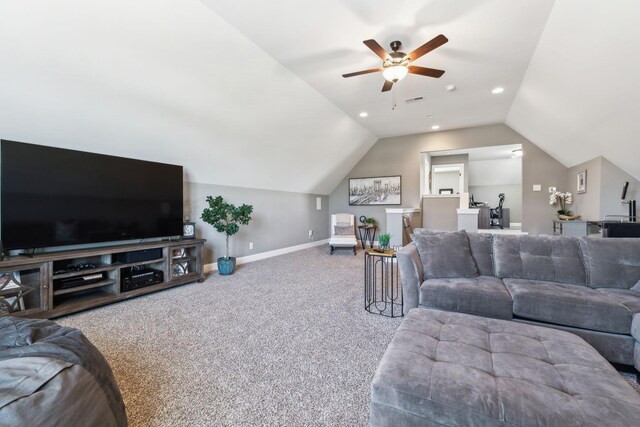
xmin=397 ymin=243 xmax=423 ymax=310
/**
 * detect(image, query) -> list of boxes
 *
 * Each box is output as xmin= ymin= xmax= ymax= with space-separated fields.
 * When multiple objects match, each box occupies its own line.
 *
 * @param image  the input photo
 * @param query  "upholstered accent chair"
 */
xmin=329 ymin=213 xmax=357 ymax=255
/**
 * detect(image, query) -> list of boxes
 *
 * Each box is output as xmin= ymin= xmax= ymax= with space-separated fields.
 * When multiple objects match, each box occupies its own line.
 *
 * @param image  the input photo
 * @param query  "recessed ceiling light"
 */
xmin=431 ymin=125 xmax=440 ymax=130
xmin=491 ymin=87 xmax=505 ymax=94
xmin=426 ymin=114 xmax=436 ymax=119
xmin=359 ymin=112 xmax=368 ymax=117
xmin=446 ymin=84 xmax=456 ymax=92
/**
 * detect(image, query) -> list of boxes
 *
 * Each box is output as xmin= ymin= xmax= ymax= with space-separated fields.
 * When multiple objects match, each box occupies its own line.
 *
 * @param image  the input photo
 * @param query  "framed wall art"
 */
xmin=349 ymin=176 xmax=401 ymax=206
xmin=577 ymin=170 xmax=587 ymax=194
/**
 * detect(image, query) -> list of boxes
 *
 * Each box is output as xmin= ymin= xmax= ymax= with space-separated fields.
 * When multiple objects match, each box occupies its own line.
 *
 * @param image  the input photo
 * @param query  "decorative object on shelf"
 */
xmin=349 ymin=176 xmax=401 ymax=206
xmin=549 ymin=190 xmax=574 ymax=217
xmin=172 ymin=248 xmax=186 ymax=259
xmin=173 ymin=262 xmax=188 ymax=277
xmin=183 ymin=217 xmax=196 ymax=239
xmin=558 ymin=214 xmax=582 ymax=221
xmin=0 ymin=272 xmax=30 ymax=314
xmin=359 ymin=216 xmax=377 ymax=226
xmin=377 ymin=233 xmax=391 ymax=252
xmin=577 ymin=170 xmax=587 ymax=194
xmin=201 ymin=195 xmax=253 ymax=276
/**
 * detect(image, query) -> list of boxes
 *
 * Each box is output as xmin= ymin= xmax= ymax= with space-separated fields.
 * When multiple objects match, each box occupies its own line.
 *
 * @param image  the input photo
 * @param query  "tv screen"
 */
xmin=1 ymin=140 xmax=183 ymax=250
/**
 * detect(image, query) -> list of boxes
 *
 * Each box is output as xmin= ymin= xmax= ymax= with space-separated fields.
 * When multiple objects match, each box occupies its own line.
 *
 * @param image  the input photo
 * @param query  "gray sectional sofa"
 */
xmin=397 ymin=230 xmax=640 ymax=371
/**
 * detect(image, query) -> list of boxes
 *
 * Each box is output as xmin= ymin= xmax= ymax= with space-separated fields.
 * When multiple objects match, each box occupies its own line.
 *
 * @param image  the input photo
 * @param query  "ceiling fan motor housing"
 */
xmin=390 ymin=40 xmax=403 ymax=52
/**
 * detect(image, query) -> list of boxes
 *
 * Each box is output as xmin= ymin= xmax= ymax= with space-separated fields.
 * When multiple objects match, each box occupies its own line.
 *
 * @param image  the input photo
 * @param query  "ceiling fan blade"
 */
xmin=407 ymin=34 xmax=448 ymax=62
xmin=342 ymin=67 xmax=383 ymax=78
xmin=363 ymin=39 xmax=389 ymax=60
xmin=382 ymin=80 xmax=393 ymax=92
xmin=407 ymin=65 xmax=445 ymax=78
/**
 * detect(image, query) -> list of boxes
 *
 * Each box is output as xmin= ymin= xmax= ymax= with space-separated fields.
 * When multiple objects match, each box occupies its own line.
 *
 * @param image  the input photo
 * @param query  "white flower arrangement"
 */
xmin=549 ymin=190 xmax=573 ymax=215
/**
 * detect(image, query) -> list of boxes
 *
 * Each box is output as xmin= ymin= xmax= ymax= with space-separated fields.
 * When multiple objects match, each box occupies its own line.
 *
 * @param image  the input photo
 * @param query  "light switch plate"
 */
xmin=533 ymin=185 xmax=541 ymax=192
xmin=548 ymin=186 xmax=557 ymax=193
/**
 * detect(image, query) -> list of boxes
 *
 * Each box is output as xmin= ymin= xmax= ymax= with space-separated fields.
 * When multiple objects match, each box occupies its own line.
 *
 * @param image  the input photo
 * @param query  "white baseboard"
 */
xmin=204 ymin=239 xmax=329 ymax=273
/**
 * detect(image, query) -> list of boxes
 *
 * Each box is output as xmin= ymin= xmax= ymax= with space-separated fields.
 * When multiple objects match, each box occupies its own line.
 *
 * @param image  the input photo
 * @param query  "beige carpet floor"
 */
xmin=58 ymin=245 xmax=402 ymax=426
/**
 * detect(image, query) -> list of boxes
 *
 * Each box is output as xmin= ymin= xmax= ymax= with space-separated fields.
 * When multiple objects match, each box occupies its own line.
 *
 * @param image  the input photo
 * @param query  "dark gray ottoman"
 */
xmin=371 ymin=308 xmax=640 ymax=427
xmin=0 ymin=317 xmax=127 ymax=426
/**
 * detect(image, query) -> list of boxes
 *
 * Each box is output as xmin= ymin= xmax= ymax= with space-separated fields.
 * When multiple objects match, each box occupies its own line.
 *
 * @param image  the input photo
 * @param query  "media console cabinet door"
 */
xmin=0 ymin=263 xmax=48 ymax=317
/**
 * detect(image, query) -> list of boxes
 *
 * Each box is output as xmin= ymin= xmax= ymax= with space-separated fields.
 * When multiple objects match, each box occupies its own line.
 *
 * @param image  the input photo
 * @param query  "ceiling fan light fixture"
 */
xmin=382 ymin=65 xmax=408 ymax=82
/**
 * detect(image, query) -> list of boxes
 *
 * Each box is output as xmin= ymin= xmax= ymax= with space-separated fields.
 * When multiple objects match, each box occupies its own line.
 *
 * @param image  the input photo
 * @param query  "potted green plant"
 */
xmin=201 ymin=195 xmax=253 ymax=275
xmin=377 ymin=233 xmax=391 ymax=252
xmin=364 ymin=217 xmax=376 ymax=226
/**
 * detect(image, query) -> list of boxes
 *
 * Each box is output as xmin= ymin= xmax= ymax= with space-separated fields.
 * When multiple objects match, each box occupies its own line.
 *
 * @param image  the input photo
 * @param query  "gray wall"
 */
xmin=566 ymin=157 xmax=602 ymax=220
xmin=330 ymin=124 xmax=566 ymax=235
xmin=563 ymin=156 xmax=639 ymax=221
xmin=520 ymin=139 xmax=568 ymax=234
xmin=600 ymin=158 xmax=639 ymax=219
xmin=186 ymin=182 xmax=329 ymax=265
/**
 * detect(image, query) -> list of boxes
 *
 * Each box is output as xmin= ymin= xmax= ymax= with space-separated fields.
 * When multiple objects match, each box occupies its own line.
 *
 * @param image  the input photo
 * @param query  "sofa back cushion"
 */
xmin=413 ymin=231 xmax=479 ymax=280
xmin=493 ymin=235 xmax=586 ymax=285
xmin=580 ymin=237 xmax=640 ymax=289
xmin=467 ymin=233 xmax=494 ymax=276
xmin=413 ymin=229 xmax=493 ymax=276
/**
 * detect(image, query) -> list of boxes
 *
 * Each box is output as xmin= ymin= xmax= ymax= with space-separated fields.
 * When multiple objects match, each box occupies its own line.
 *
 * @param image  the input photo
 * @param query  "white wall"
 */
xmin=432 ymin=171 xmax=460 ymax=194
xmin=469 ymin=158 xmax=522 ymax=186
xmin=0 ymin=0 xmax=376 ymax=195
xmin=507 ymin=1 xmax=640 ymax=183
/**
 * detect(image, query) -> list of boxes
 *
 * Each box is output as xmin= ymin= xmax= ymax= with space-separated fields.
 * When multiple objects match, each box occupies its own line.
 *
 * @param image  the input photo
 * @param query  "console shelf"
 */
xmin=0 ymin=239 xmax=205 ymax=319
xmin=53 ymin=279 xmax=117 ymax=296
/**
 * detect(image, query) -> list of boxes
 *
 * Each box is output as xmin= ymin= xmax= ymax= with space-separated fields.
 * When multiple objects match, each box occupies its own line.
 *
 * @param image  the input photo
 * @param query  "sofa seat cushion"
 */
xmin=419 ymin=276 xmax=512 ymax=319
xmin=595 ymin=288 xmax=640 ymax=314
xmin=494 ymin=235 xmax=586 ymax=285
xmin=371 ymin=308 xmax=640 ymax=427
xmin=504 ymin=279 xmax=632 ymax=334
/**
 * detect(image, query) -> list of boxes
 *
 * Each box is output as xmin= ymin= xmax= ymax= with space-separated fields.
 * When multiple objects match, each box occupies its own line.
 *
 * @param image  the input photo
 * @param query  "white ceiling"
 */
xmin=507 ymin=1 xmax=640 ymax=182
xmin=0 ymin=0 xmax=376 ymax=195
xmin=1 ymin=0 xmax=639 ymax=196
xmin=200 ymin=0 xmax=555 ymax=138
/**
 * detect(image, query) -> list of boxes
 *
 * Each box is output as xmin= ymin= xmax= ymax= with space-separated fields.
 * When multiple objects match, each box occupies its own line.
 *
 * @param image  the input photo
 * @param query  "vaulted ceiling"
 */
xmin=0 ymin=1 xmax=638 ymax=194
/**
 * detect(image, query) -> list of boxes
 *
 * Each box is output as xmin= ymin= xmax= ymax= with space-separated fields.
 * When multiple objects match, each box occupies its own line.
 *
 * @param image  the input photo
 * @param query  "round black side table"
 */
xmin=364 ymin=249 xmax=403 ymax=317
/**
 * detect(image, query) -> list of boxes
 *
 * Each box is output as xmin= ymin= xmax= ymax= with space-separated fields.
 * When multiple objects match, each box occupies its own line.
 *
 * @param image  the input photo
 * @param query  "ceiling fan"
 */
xmin=342 ymin=34 xmax=448 ymax=92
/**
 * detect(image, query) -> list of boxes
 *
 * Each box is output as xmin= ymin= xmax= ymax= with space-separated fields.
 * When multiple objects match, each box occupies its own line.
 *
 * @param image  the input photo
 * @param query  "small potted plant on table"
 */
xmin=377 ymin=233 xmax=391 ymax=252
xmin=201 ymin=195 xmax=253 ymax=275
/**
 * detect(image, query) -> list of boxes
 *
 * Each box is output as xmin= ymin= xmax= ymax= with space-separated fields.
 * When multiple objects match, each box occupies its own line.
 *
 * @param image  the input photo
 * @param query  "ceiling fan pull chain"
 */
xmin=392 ymin=84 xmax=397 ymax=110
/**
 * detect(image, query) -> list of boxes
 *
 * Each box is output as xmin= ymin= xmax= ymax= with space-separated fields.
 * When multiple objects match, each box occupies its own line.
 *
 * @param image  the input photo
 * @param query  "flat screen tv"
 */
xmin=1 ymin=140 xmax=183 ymax=250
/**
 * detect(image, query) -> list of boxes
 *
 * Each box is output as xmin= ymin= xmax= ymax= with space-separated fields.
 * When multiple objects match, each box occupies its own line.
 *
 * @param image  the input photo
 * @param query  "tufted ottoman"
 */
xmin=371 ymin=308 xmax=640 ymax=427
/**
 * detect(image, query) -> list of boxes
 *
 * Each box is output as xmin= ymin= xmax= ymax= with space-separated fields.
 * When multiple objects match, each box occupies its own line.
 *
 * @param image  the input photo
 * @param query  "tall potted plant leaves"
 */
xmin=201 ymin=195 xmax=253 ymax=275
